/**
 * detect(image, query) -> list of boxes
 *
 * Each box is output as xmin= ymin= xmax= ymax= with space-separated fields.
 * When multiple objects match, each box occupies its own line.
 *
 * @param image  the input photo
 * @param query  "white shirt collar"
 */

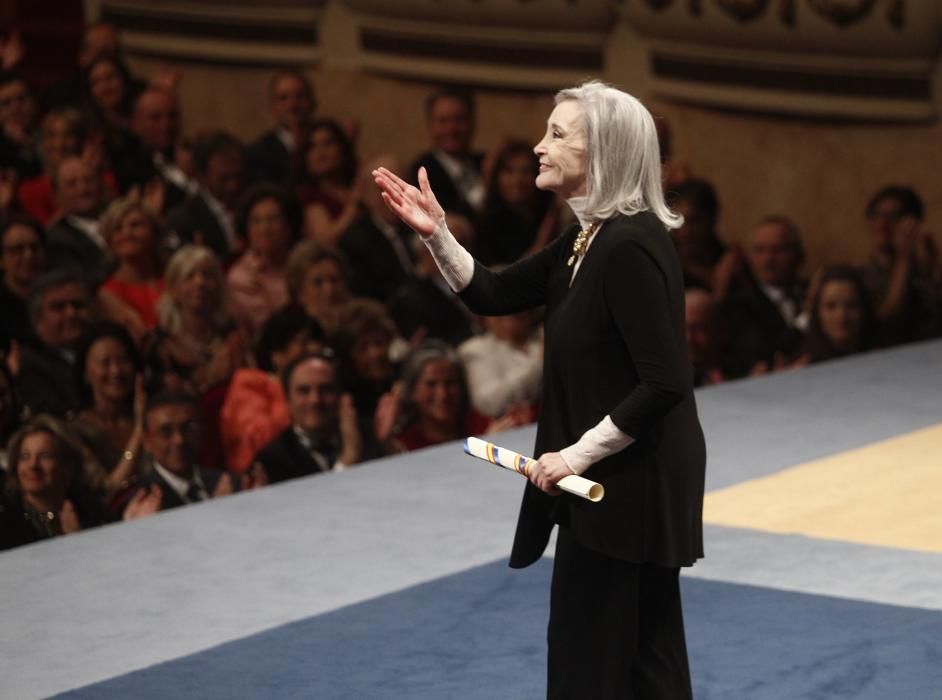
xmin=66 ymin=215 xmax=106 ymax=250
xmin=276 ymin=126 xmax=296 ymax=152
xmin=153 ymin=461 xmax=208 ymax=503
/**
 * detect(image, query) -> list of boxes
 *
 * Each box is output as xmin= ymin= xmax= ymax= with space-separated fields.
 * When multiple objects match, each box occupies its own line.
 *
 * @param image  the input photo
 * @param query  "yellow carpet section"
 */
xmin=704 ymin=423 xmax=942 ymax=554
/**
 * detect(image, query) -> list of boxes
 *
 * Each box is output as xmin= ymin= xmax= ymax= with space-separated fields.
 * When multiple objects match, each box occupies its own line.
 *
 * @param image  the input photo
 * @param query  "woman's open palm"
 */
xmin=372 ymin=166 xmax=444 ymax=238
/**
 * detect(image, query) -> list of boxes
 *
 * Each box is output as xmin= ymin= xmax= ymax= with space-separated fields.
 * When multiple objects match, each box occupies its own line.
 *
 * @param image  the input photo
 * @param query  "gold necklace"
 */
xmin=567 ymin=221 xmax=601 ymax=267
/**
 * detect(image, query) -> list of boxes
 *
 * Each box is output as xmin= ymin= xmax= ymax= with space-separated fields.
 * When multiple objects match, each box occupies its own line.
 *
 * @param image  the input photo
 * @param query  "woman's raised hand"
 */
xmin=372 ymin=166 xmax=444 ymax=238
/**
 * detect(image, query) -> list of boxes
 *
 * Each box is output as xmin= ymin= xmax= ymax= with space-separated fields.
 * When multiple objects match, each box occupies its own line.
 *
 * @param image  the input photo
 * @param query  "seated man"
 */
xmin=15 ymin=267 xmax=92 ymax=418
xmin=46 ymin=156 xmax=112 ymax=289
xmin=135 ymin=391 xmax=242 ymax=511
xmin=253 ymin=351 xmax=374 ymax=483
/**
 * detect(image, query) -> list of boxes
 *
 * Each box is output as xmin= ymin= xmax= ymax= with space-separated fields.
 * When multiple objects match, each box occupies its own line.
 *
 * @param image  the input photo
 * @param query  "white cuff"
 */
xmin=559 ymin=415 xmax=635 ymax=475
xmin=423 ymin=218 xmax=475 ymax=292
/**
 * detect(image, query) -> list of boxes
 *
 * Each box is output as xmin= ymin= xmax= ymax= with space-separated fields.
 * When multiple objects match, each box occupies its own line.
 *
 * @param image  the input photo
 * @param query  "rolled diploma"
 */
xmin=463 ymin=436 xmax=604 ymax=503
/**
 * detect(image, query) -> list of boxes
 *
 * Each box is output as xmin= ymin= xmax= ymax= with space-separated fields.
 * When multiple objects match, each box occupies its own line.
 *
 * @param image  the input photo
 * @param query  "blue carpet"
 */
xmin=55 ymin=559 xmax=942 ymax=700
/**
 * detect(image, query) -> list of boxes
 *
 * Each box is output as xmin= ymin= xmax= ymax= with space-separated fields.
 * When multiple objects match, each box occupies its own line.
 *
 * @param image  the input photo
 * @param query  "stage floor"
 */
xmin=2 ymin=340 xmax=941 ymax=699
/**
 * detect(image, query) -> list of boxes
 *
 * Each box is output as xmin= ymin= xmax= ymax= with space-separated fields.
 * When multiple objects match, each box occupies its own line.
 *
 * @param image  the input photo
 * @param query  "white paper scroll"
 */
xmin=463 ymin=436 xmax=604 ymax=503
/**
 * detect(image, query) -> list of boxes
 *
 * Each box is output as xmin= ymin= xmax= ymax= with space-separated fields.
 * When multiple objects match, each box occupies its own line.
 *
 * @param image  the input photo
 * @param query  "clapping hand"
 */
xmin=123 ymin=485 xmax=163 ymax=520
xmin=372 ymin=166 xmax=444 ymax=238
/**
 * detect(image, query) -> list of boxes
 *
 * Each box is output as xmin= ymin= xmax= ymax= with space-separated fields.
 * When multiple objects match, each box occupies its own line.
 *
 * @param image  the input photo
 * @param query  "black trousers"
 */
xmin=547 ymin=526 xmax=693 ymax=700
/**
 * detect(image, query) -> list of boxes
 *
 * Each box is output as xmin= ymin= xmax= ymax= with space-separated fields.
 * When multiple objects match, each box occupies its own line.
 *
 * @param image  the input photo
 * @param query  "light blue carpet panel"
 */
xmin=1 ymin=340 xmax=940 ymax=699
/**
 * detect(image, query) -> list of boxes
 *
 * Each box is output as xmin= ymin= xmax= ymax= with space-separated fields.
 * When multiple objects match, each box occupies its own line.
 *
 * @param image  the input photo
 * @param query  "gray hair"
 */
xmin=556 ymin=81 xmax=682 ymax=230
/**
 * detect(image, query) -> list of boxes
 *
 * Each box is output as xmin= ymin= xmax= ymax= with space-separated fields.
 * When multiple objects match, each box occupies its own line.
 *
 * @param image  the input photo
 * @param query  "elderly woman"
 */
xmin=0 ymin=415 xmax=111 ymax=550
xmin=284 ymin=240 xmax=352 ymax=334
xmin=98 ymin=196 xmax=167 ymax=335
xmin=226 ymin=183 xmax=299 ymax=337
xmin=375 ymin=81 xmax=705 ymax=699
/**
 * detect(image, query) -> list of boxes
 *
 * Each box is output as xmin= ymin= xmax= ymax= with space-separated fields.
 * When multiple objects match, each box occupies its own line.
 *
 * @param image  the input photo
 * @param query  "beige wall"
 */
xmin=129 ymin=56 xmax=939 ymax=273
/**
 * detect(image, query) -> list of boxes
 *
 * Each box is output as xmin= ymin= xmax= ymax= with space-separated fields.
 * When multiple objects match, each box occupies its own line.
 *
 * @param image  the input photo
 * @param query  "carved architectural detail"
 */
xmin=806 ymin=0 xmax=876 ymax=27
xmin=714 ymin=0 xmax=771 ymax=23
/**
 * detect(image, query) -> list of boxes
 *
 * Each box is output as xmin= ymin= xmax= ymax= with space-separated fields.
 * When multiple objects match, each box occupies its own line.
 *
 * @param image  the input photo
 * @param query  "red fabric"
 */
xmin=17 ymin=171 xmax=117 ymax=226
xmin=101 ymin=276 xmax=165 ymax=329
xmin=219 ymin=368 xmax=291 ymax=473
xmin=396 ymin=409 xmax=491 ymax=452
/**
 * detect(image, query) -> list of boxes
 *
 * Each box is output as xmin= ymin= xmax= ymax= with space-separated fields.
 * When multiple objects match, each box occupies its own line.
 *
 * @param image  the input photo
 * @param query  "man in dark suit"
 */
xmin=15 ymin=268 xmax=92 ymax=419
xmin=46 ymin=156 xmax=112 ymax=289
xmin=254 ymin=352 xmax=372 ymax=484
xmin=720 ymin=215 xmax=807 ymax=370
xmin=165 ymin=131 xmax=245 ymax=260
xmin=138 ymin=391 xmax=229 ymax=510
xmin=408 ymin=85 xmax=483 ymax=222
xmin=246 ymin=69 xmax=317 ymax=185
xmin=339 ymin=156 xmax=414 ymax=301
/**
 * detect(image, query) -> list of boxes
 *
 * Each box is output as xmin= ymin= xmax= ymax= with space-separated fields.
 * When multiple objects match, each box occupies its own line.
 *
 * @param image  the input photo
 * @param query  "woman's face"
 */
xmin=866 ymin=195 xmax=905 ymax=254
xmin=351 ymin=329 xmax=392 ymax=382
xmin=306 ymin=127 xmax=343 ymax=178
xmin=498 ymin=152 xmax=538 ymax=207
xmin=818 ymin=280 xmax=864 ymax=351
xmin=247 ymin=197 xmax=290 ymax=260
xmin=16 ymin=432 xmax=64 ymax=498
xmin=85 ymin=337 xmax=135 ymax=405
xmin=41 ymin=117 xmax=80 ymax=167
xmin=533 ymin=101 xmax=587 ymax=199
xmin=1 ymin=224 xmax=46 ymax=289
xmin=298 ymin=259 xmax=348 ymax=314
xmin=175 ymin=258 xmax=219 ymax=315
xmin=412 ymin=359 xmax=463 ymax=426
xmin=89 ymin=60 xmax=125 ymax=112
xmin=110 ymin=208 xmax=156 ymax=261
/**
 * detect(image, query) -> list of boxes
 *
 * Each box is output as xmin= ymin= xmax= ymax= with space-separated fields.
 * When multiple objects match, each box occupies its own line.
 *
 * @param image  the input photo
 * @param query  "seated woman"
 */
xmin=458 ymin=308 xmax=543 ymax=419
xmin=70 ymin=322 xmax=148 ymax=510
xmin=219 ymin=307 xmax=326 ymax=474
xmin=16 ymin=107 xmax=117 ymax=226
xmin=386 ymin=341 xmax=527 ymax=452
xmin=802 ymin=265 xmax=879 ymax=363
xmin=475 ymin=140 xmax=559 ymax=266
xmin=97 ymin=196 xmax=167 ymax=337
xmin=0 ymin=415 xmax=111 ymax=551
xmin=81 ymin=54 xmax=140 ymax=174
xmin=226 ymin=184 xmax=300 ymax=338
xmin=284 ymin=240 xmax=353 ymax=334
xmin=144 ymin=245 xmax=248 ymax=469
xmin=296 ymin=118 xmax=361 ymax=248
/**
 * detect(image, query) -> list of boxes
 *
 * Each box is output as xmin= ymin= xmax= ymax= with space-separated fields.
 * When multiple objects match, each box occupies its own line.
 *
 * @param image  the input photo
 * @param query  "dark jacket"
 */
xmin=408 ymin=150 xmax=482 ymax=222
xmin=459 ymin=212 xmax=706 ymax=568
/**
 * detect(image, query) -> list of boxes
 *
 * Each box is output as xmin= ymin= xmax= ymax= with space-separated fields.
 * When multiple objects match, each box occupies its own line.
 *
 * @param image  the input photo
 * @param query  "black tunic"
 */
xmin=459 ymin=211 xmax=705 ymax=569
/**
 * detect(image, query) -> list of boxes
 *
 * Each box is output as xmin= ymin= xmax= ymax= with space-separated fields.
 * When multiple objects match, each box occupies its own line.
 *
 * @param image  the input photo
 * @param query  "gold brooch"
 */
xmin=567 ymin=221 xmax=601 ymax=267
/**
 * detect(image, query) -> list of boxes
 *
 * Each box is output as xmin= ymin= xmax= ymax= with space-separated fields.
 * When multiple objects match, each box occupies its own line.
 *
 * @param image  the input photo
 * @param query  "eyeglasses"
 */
xmin=154 ymin=421 xmax=201 ymax=439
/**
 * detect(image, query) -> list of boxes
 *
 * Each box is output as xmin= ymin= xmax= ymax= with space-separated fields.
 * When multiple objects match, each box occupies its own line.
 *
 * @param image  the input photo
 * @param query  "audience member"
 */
xmin=219 ymin=307 xmax=325 ymax=474
xmin=46 ymin=155 xmax=112 ymax=288
xmin=388 ymin=212 xmax=477 ymax=345
xmin=226 ymin=183 xmax=299 ymax=337
xmin=0 ymin=216 xmax=47 ymax=346
xmin=70 ymin=322 xmax=147 ymax=505
xmin=0 ymin=415 xmax=111 ymax=551
xmin=458 ymin=307 xmax=542 ymax=418
xmin=667 ymin=177 xmax=726 ymax=290
xmin=165 ymin=131 xmax=245 ymax=260
xmin=97 ymin=196 xmax=167 ymax=336
xmin=338 ymin=154 xmax=414 ymax=301
xmin=475 ymin=140 xmax=558 ymax=266
xmin=0 ymin=70 xmax=41 ymax=178
xmin=16 ymin=107 xmax=115 ymax=225
xmin=253 ymin=351 xmax=374 ymax=482
xmin=802 ymin=265 xmax=879 ymax=363
xmin=247 ymin=69 xmax=317 ymax=184
xmin=858 ymin=185 xmax=941 ymax=344
xmin=0 ymin=363 xmax=22 ymax=469
xmin=718 ymin=215 xmax=807 ymax=371
xmin=131 ymin=391 xmax=257 ymax=514
xmin=297 ymin=118 xmax=360 ymax=247
xmin=16 ymin=268 xmax=93 ymax=418
xmin=408 ymin=85 xmax=483 ymax=220
xmin=685 ymin=288 xmax=743 ymax=386
xmin=386 ymin=341 xmax=519 ymax=452
xmin=284 ymin=240 xmax=352 ymax=333
xmin=81 ymin=54 xmax=140 ymax=173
